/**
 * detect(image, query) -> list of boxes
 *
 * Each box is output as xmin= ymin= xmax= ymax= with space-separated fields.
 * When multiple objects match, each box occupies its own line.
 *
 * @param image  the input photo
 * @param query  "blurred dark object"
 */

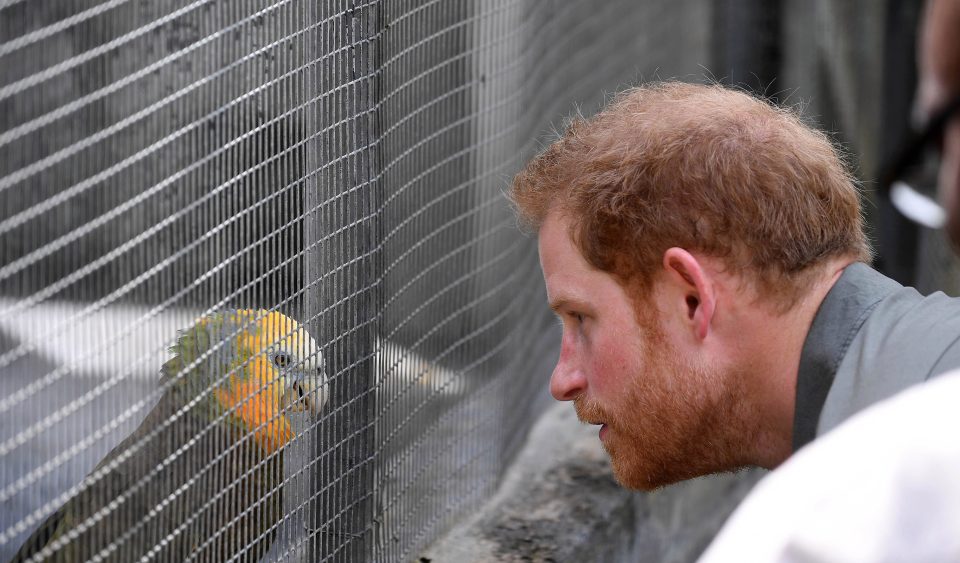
xmin=712 ymin=0 xmax=782 ymax=99
xmin=880 ymin=94 xmax=960 ymax=230
xmin=875 ymin=0 xmax=926 ymax=285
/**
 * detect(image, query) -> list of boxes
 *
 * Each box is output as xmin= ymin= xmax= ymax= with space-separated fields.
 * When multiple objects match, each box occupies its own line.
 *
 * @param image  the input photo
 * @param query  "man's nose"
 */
xmin=549 ymin=357 xmax=586 ymax=401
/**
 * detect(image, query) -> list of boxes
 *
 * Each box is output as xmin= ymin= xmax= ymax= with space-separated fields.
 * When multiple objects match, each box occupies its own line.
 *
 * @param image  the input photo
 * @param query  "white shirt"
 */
xmin=699 ymin=369 xmax=960 ymax=563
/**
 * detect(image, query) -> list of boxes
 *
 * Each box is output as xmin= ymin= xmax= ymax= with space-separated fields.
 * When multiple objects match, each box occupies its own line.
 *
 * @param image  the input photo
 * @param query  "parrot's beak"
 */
xmin=281 ymin=370 xmax=326 ymax=418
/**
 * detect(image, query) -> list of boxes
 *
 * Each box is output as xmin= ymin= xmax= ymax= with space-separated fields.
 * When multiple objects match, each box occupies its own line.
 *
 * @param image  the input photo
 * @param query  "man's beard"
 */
xmin=574 ymin=332 xmax=756 ymax=491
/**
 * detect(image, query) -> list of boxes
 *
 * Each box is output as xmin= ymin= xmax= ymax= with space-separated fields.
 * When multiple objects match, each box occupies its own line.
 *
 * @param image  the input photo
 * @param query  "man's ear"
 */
xmin=661 ymin=247 xmax=716 ymax=341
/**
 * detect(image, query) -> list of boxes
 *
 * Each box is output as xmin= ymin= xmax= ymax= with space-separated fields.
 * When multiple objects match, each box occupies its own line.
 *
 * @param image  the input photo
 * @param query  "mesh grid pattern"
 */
xmin=2 ymin=0 xmax=919 ymax=561
xmin=0 ymin=1 xmax=711 ymax=560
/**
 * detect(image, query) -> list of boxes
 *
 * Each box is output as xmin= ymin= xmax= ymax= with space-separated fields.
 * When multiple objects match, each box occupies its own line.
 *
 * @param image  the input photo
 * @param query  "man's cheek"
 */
xmin=590 ymin=344 xmax=635 ymax=393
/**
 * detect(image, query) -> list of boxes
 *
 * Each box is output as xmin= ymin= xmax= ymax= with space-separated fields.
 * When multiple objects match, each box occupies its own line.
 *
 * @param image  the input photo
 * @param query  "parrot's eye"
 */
xmin=273 ymin=352 xmax=291 ymax=368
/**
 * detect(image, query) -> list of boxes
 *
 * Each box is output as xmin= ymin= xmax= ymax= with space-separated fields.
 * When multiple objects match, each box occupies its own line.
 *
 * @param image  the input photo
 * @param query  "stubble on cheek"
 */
xmin=573 ymin=394 xmax=607 ymax=427
xmin=571 ymin=372 xmax=672 ymax=491
xmin=574 ymin=340 xmax=751 ymax=492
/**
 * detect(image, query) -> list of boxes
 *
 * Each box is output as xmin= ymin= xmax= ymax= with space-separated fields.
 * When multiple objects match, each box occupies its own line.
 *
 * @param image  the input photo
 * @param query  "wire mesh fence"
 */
xmin=0 ymin=0 xmax=940 ymax=562
xmin=0 ymin=1 xmax=711 ymax=560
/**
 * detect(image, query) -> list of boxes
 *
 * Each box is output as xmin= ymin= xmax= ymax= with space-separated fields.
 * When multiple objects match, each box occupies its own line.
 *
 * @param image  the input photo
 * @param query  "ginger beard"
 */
xmin=574 ymin=320 xmax=755 ymax=491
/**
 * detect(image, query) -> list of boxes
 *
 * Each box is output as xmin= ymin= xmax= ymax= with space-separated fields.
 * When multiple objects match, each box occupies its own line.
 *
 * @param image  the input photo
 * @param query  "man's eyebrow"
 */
xmin=548 ymin=296 xmax=588 ymax=313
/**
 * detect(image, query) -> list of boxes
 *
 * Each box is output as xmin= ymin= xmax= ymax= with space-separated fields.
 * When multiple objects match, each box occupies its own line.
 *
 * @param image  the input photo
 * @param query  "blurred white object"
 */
xmin=890 ymin=181 xmax=946 ymax=229
xmin=0 ymin=298 xmax=197 ymax=381
xmin=375 ymin=338 xmax=463 ymax=398
xmin=699 ymin=369 xmax=960 ymax=563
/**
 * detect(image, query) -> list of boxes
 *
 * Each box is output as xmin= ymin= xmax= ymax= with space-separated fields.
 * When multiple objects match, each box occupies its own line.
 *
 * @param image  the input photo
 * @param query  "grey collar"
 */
xmin=792 ymin=262 xmax=900 ymax=451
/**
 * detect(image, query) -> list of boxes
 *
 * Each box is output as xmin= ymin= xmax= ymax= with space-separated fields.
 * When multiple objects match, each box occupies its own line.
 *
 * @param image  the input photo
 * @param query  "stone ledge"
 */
xmin=421 ymin=402 xmax=764 ymax=562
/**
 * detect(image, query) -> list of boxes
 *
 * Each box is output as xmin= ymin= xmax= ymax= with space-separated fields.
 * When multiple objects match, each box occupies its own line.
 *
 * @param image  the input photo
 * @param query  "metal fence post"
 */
xmin=305 ymin=2 xmax=380 ymax=561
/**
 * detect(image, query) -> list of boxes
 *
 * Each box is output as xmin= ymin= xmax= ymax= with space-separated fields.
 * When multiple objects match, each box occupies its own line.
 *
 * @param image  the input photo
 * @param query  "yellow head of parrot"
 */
xmin=210 ymin=309 xmax=328 ymax=453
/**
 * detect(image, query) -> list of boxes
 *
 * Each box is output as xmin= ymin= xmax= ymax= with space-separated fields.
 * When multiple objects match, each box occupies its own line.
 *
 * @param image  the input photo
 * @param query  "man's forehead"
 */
xmin=538 ymin=212 xmax=588 ymax=274
xmin=537 ymin=212 xmax=637 ymax=314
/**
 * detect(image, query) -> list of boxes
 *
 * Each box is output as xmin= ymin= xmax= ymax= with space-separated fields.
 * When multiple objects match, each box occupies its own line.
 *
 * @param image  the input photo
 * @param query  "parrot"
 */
xmin=10 ymin=309 xmax=326 ymax=563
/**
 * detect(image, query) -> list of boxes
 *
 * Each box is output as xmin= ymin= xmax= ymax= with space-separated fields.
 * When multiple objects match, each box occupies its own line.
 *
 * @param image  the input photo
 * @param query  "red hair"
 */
xmin=511 ymin=82 xmax=871 ymax=310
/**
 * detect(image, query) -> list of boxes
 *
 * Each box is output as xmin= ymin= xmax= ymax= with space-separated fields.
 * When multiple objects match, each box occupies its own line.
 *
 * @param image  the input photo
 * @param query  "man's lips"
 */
xmin=574 ymin=400 xmax=607 ymax=440
xmin=581 ymin=418 xmax=608 ymax=440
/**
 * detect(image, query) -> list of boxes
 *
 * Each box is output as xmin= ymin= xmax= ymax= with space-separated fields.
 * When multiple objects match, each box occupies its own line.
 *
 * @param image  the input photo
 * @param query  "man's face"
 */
xmin=537 ymin=211 xmax=752 ymax=490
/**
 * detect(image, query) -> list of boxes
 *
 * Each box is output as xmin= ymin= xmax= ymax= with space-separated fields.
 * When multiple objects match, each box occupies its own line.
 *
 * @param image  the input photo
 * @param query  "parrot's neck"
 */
xmin=214 ymin=378 xmax=293 ymax=455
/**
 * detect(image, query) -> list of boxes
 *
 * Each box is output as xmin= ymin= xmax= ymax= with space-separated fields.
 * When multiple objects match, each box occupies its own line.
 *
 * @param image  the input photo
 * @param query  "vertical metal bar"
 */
xmin=303 ymin=0 xmax=321 ymax=361
xmin=342 ymin=3 xmax=378 ymax=559
xmin=306 ymin=2 xmax=379 ymax=561
xmin=300 ymin=0 xmax=324 ymax=561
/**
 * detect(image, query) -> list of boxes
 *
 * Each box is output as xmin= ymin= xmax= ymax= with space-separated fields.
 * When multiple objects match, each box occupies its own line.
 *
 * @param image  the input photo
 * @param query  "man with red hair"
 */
xmin=511 ymin=80 xmax=960 ymax=493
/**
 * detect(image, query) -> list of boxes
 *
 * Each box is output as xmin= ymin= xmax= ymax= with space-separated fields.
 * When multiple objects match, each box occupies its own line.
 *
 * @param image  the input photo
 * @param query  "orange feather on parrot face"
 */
xmin=203 ymin=310 xmax=327 ymax=454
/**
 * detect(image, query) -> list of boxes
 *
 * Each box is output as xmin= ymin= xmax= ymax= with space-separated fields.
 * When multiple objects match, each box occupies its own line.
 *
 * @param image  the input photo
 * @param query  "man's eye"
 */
xmin=570 ymin=312 xmax=584 ymax=324
xmin=273 ymin=352 xmax=291 ymax=368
